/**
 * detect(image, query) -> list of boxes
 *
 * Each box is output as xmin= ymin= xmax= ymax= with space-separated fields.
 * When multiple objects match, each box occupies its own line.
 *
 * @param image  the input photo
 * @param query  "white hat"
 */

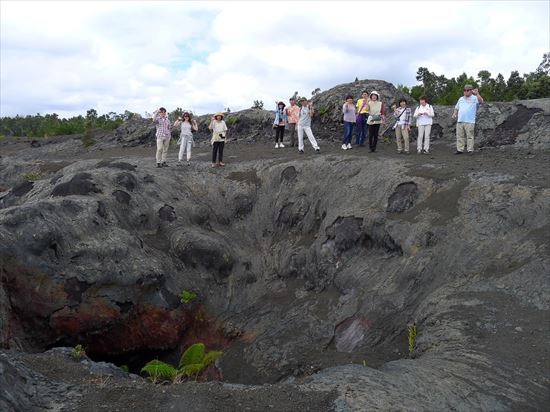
xmin=370 ymin=91 xmax=380 ymax=98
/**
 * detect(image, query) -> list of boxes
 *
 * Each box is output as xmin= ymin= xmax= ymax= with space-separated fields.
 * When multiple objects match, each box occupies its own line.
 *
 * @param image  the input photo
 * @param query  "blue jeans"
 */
xmin=355 ymin=113 xmax=367 ymax=145
xmin=343 ymin=121 xmax=354 ymax=144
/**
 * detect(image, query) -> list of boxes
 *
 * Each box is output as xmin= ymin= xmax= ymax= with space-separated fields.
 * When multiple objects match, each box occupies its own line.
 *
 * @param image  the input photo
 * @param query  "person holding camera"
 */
xmin=208 ymin=112 xmax=228 ymax=167
xmin=297 ymin=97 xmax=320 ymax=154
xmin=273 ymin=101 xmax=287 ymax=148
xmin=173 ymin=112 xmax=198 ymax=164
xmin=452 ymin=84 xmax=484 ymax=154
xmin=392 ymin=98 xmax=412 ymax=154
xmin=153 ymin=107 xmax=171 ymax=167
xmin=366 ymin=91 xmax=385 ymax=153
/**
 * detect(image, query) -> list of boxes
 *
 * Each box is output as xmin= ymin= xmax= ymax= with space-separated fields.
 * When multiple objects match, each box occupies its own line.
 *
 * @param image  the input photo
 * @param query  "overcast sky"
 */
xmin=1 ymin=0 xmax=548 ymax=118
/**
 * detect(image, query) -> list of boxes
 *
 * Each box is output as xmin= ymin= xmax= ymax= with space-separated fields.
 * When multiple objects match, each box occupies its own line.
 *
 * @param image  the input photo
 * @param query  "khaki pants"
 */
xmin=156 ymin=138 xmax=170 ymax=163
xmin=417 ymin=124 xmax=432 ymax=152
xmin=395 ymin=127 xmax=409 ymax=152
xmin=456 ymin=122 xmax=475 ymax=152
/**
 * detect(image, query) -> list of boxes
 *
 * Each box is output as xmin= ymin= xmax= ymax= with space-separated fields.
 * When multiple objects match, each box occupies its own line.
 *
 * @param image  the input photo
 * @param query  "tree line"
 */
xmin=1 ymin=66 xmax=549 ymax=138
xmin=0 ymin=109 xmax=134 ymax=138
xmin=399 ymin=66 xmax=550 ymax=105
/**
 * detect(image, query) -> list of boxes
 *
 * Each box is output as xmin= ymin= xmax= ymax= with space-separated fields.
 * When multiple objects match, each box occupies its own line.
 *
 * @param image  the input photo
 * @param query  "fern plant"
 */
xmin=141 ymin=359 xmax=178 ymax=383
xmin=179 ymin=343 xmax=222 ymax=380
xmin=141 ymin=343 xmax=223 ymax=384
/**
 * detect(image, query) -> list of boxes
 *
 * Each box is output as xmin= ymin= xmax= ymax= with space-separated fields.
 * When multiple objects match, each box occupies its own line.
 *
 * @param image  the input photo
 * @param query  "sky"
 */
xmin=1 ymin=0 xmax=549 ymax=118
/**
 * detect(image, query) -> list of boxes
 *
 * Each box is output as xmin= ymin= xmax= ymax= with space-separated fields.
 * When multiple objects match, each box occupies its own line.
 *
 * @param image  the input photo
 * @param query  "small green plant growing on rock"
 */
xmin=71 ymin=344 xmax=86 ymax=360
xmin=140 ymin=343 xmax=222 ymax=384
xmin=226 ymin=116 xmax=239 ymax=126
xmin=20 ymin=171 xmax=43 ymax=181
xmin=120 ymin=365 xmax=129 ymax=373
xmin=141 ymin=359 xmax=178 ymax=383
xmin=179 ymin=343 xmax=222 ymax=381
xmin=179 ymin=290 xmax=197 ymax=304
xmin=362 ymin=360 xmax=368 ymax=367
xmin=318 ymin=106 xmax=329 ymax=115
xmin=408 ymin=324 xmax=417 ymax=356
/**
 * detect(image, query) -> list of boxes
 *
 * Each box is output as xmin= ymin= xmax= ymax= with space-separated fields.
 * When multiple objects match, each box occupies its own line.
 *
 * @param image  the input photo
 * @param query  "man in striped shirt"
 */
xmin=153 ymin=107 xmax=171 ymax=167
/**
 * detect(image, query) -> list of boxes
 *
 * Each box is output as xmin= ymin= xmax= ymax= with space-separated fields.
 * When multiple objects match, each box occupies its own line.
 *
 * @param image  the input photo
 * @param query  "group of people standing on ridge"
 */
xmin=152 ymin=84 xmax=483 ymax=167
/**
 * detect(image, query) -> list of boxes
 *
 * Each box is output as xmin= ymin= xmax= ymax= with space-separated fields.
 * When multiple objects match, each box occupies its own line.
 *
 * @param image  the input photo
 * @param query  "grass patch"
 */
xmin=20 ymin=171 xmax=44 ymax=181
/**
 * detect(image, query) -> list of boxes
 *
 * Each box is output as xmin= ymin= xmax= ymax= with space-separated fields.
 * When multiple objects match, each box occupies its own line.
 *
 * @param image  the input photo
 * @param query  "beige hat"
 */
xmin=214 ymin=112 xmax=224 ymax=119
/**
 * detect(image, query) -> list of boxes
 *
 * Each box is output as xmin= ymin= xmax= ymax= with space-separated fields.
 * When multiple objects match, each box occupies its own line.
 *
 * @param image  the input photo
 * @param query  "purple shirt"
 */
xmin=342 ymin=103 xmax=356 ymax=123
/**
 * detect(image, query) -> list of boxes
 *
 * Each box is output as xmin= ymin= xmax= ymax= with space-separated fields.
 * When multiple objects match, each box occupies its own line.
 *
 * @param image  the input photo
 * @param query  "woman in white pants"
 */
xmin=173 ymin=112 xmax=198 ymax=164
xmin=297 ymin=97 xmax=320 ymax=154
xmin=413 ymin=96 xmax=435 ymax=154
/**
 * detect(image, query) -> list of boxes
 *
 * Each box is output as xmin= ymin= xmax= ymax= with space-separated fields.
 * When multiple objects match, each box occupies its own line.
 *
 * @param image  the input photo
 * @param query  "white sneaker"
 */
xmin=279 ymin=143 xmax=285 ymax=148
xmin=341 ymin=144 xmax=347 ymax=150
xmin=275 ymin=143 xmax=279 ymax=148
xmin=347 ymin=143 xmax=352 ymax=149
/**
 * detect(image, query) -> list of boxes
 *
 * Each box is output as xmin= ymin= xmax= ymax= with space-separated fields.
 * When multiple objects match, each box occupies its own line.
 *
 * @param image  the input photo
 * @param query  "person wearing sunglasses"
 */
xmin=452 ymin=85 xmax=484 ymax=154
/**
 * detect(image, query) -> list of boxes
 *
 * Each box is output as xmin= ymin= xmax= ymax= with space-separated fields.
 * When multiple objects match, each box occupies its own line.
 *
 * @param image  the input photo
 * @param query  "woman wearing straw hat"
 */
xmin=366 ymin=91 xmax=386 ymax=152
xmin=208 ymin=112 xmax=228 ymax=168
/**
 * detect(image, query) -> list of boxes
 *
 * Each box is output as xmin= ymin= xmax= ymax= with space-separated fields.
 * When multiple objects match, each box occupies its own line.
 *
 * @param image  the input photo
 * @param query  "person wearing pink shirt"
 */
xmin=285 ymin=97 xmax=300 ymax=147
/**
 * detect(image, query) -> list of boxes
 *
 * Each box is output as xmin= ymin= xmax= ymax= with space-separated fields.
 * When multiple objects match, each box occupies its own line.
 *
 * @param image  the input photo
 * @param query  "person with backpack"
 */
xmin=273 ymin=101 xmax=287 ymax=148
xmin=355 ymin=90 xmax=369 ymax=146
xmin=153 ymin=107 xmax=171 ymax=167
xmin=297 ymin=97 xmax=320 ymax=154
xmin=208 ymin=112 xmax=228 ymax=167
xmin=173 ymin=112 xmax=198 ymax=164
xmin=413 ymin=96 xmax=435 ymax=154
xmin=366 ymin=91 xmax=385 ymax=152
xmin=392 ymin=98 xmax=412 ymax=154
xmin=342 ymin=95 xmax=356 ymax=150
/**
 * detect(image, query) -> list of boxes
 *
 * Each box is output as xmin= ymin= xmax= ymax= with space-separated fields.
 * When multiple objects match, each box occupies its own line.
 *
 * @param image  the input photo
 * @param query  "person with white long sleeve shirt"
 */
xmin=413 ymin=96 xmax=435 ymax=154
xmin=173 ymin=112 xmax=198 ymax=164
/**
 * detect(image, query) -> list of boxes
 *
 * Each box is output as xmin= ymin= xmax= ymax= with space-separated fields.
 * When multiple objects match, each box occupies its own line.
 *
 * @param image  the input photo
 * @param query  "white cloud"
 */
xmin=0 ymin=0 xmax=548 ymax=118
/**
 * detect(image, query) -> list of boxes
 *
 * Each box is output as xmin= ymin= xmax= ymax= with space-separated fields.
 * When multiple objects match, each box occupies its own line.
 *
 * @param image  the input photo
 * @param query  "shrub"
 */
xmin=82 ymin=128 xmax=95 ymax=147
xmin=252 ymin=100 xmax=264 ymax=110
xmin=226 ymin=116 xmax=239 ymax=126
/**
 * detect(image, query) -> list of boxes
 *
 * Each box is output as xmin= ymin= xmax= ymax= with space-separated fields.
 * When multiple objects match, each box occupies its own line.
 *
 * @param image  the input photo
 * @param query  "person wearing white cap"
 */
xmin=452 ymin=84 xmax=484 ymax=154
xmin=366 ymin=91 xmax=385 ymax=152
